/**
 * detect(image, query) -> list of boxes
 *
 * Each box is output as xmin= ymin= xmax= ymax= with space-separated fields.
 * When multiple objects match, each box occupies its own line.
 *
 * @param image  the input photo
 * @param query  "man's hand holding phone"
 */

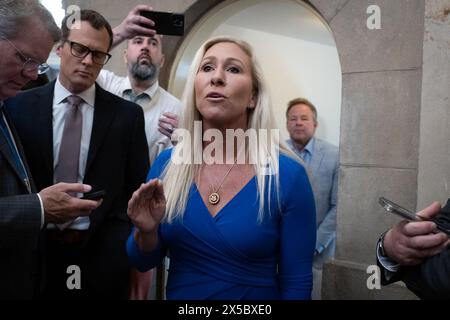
xmin=380 ymin=200 xmax=450 ymax=265
xmin=40 ymin=183 xmax=102 ymax=224
xmin=112 ymin=5 xmax=186 ymax=50
xmin=112 ymin=5 xmax=156 ymax=48
xmin=380 ymin=197 xmax=450 ymax=236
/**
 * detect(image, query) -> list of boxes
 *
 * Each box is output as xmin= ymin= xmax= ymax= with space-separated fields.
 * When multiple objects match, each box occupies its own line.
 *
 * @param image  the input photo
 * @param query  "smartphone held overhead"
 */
xmin=140 ymin=10 xmax=184 ymax=36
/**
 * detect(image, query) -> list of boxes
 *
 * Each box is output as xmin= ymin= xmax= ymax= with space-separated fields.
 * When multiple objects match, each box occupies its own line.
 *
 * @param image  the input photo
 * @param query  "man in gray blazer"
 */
xmin=0 ymin=0 xmax=100 ymax=299
xmin=286 ymin=97 xmax=339 ymax=299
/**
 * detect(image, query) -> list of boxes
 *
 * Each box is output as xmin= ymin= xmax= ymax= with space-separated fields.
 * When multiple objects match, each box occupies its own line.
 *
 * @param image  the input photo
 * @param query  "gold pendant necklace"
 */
xmin=208 ymin=192 xmax=220 ymax=205
xmin=207 ymin=163 xmax=236 ymax=205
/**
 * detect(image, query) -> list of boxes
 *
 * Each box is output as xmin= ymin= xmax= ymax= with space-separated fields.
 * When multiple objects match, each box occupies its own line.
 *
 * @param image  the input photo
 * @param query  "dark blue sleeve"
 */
xmin=126 ymin=227 xmax=166 ymax=272
xmin=126 ymin=149 xmax=172 ymax=271
xmin=278 ymin=156 xmax=316 ymax=299
xmin=146 ymin=149 xmax=172 ymax=182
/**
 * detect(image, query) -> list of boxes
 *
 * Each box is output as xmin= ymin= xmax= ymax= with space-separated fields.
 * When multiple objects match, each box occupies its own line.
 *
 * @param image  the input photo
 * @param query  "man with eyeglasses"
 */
xmin=5 ymin=9 xmax=150 ymax=299
xmin=0 ymin=0 xmax=101 ymax=299
xmin=2 ymin=36 xmax=52 ymax=91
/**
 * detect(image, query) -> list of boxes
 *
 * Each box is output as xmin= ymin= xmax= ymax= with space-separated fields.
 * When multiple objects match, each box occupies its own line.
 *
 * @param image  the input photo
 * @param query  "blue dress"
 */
xmin=127 ymin=150 xmax=316 ymax=300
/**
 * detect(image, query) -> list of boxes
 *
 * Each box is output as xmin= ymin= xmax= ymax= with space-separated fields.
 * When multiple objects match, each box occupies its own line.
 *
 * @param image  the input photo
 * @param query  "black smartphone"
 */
xmin=82 ymin=189 xmax=106 ymax=200
xmin=140 ymin=10 xmax=184 ymax=36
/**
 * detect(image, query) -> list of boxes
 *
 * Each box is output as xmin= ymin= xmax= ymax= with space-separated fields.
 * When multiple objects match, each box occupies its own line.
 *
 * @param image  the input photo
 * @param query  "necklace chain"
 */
xmin=203 ymin=163 xmax=236 ymax=205
xmin=212 ymin=163 xmax=235 ymax=193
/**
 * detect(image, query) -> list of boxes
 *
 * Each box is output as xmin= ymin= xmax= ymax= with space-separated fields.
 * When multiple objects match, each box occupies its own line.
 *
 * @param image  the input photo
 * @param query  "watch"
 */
xmin=378 ymin=230 xmax=389 ymax=257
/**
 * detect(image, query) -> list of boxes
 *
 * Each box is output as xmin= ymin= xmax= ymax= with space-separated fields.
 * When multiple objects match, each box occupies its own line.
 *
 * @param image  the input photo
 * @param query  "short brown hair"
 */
xmin=286 ymin=97 xmax=317 ymax=124
xmin=61 ymin=9 xmax=113 ymax=51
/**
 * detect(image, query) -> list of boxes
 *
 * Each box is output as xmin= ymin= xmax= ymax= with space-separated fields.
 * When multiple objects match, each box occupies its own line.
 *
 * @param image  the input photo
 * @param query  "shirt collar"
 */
xmin=303 ymin=137 xmax=315 ymax=155
xmin=121 ymin=78 xmax=159 ymax=99
xmin=287 ymin=137 xmax=315 ymax=155
xmin=55 ymin=76 xmax=96 ymax=107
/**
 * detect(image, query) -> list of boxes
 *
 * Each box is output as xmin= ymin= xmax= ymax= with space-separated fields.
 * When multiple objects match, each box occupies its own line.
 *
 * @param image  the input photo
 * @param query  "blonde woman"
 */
xmin=126 ymin=36 xmax=316 ymax=299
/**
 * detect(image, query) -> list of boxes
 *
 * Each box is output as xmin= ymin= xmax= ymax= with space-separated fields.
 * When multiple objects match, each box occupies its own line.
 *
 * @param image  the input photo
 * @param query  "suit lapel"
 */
xmin=1 ymin=105 xmax=35 ymax=191
xmin=0 ymin=119 xmax=23 ymax=182
xmin=310 ymin=139 xmax=324 ymax=175
xmin=2 ymin=108 xmax=38 ymax=192
xmin=33 ymin=83 xmax=55 ymax=179
xmin=85 ymin=84 xmax=116 ymax=174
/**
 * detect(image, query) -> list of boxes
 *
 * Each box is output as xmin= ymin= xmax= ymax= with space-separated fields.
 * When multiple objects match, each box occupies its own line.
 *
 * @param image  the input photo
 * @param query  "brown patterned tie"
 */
xmin=55 ymin=95 xmax=83 ymax=230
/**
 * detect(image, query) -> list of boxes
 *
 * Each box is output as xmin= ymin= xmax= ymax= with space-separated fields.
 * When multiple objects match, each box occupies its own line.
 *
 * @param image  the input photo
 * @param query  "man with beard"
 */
xmin=98 ymin=6 xmax=181 ymax=165
xmin=96 ymin=5 xmax=181 ymax=299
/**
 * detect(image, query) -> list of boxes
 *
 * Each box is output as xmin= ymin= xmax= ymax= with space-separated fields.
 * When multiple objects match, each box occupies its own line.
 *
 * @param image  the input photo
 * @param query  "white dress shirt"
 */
xmin=48 ymin=77 xmax=95 ymax=230
xmin=97 ymin=70 xmax=181 ymax=164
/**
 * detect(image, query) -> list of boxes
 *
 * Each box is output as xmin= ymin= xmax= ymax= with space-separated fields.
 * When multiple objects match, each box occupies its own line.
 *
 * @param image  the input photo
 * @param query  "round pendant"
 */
xmin=208 ymin=192 xmax=220 ymax=205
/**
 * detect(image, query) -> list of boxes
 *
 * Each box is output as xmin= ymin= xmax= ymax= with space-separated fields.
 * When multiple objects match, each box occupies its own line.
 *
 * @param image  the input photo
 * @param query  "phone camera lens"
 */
xmin=173 ymin=18 xmax=183 ymax=27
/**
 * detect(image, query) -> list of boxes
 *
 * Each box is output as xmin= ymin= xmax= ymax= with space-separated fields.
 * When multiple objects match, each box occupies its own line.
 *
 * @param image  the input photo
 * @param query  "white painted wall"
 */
xmin=169 ymin=0 xmax=342 ymax=146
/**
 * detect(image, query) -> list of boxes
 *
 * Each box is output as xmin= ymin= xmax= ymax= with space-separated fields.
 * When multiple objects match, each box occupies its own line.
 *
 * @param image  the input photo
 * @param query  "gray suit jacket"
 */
xmin=288 ymin=138 xmax=339 ymax=267
xmin=0 ymin=104 xmax=42 ymax=299
xmin=309 ymin=138 xmax=338 ymax=267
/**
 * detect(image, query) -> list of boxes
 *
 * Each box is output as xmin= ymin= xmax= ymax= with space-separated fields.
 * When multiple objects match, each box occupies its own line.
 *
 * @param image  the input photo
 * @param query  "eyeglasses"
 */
xmin=64 ymin=40 xmax=111 ymax=65
xmin=1 ymin=37 xmax=49 ymax=75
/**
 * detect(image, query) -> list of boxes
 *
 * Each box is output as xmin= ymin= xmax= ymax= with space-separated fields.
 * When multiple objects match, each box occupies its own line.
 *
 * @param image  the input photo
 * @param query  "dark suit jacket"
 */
xmin=5 ymin=81 xmax=149 ymax=298
xmin=378 ymin=245 xmax=450 ymax=299
xmin=0 ymin=104 xmax=42 ymax=299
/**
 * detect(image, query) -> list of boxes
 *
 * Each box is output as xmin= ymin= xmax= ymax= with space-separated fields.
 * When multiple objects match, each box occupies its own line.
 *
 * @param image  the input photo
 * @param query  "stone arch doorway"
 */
xmin=160 ymin=0 xmax=426 ymax=299
xmin=162 ymin=0 xmax=342 ymax=145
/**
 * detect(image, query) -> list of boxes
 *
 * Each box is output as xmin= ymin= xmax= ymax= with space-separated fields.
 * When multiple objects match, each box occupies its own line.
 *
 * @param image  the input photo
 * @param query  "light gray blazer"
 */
xmin=287 ymin=137 xmax=339 ymax=267
xmin=308 ymin=138 xmax=339 ymax=267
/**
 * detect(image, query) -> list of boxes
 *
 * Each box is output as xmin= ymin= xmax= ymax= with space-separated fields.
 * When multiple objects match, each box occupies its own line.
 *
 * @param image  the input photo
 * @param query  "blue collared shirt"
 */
xmin=286 ymin=138 xmax=315 ymax=166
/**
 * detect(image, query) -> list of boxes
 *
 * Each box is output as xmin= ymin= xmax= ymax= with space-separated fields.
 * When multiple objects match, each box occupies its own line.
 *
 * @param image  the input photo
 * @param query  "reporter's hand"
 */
xmin=127 ymin=179 xmax=166 ymax=234
xmin=40 ymin=183 xmax=101 ymax=224
xmin=112 ymin=5 xmax=156 ymax=48
xmin=384 ymin=202 xmax=449 ymax=265
xmin=158 ymin=112 xmax=179 ymax=139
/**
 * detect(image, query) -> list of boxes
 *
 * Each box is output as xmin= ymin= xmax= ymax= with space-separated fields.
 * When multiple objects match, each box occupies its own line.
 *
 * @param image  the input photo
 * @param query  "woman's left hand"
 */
xmin=127 ymin=179 xmax=166 ymax=234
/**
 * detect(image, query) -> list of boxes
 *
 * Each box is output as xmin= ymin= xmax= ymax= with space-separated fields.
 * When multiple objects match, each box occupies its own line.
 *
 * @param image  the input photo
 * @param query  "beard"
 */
xmin=130 ymin=60 xmax=159 ymax=81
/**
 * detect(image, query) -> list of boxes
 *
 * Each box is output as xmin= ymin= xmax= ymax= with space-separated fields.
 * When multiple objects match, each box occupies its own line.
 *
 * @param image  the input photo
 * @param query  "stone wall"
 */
xmin=417 ymin=0 xmax=450 ymax=209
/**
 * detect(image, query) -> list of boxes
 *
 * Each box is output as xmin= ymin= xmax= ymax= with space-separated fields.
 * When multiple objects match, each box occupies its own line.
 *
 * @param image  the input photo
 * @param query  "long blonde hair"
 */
xmin=162 ymin=36 xmax=301 ymax=222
